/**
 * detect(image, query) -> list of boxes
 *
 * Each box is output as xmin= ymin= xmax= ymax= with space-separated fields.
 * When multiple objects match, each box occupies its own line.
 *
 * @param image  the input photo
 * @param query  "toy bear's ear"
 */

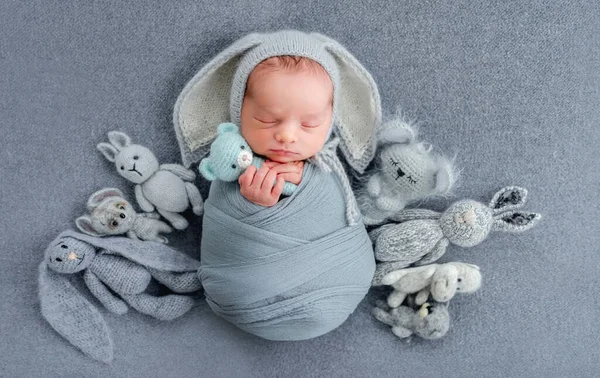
xmin=198 ymin=158 xmax=217 ymax=181
xmin=434 ymin=169 xmax=451 ymax=194
xmin=433 ymin=156 xmax=457 ymax=195
xmin=217 ymin=123 xmax=239 ymax=135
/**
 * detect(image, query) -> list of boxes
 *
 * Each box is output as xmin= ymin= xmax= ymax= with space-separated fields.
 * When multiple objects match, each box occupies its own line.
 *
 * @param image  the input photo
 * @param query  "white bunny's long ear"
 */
xmin=107 ymin=131 xmax=131 ymax=150
xmin=97 ymin=142 xmax=118 ymax=162
xmin=38 ymin=262 xmax=113 ymax=363
xmin=172 ymin=34 xmax=263 ymax=167
xmin=313 ymin=33 xmax=382 ymax=173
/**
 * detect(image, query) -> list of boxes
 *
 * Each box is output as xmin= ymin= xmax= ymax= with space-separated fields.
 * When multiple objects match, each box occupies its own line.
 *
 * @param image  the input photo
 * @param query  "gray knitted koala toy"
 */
xmin=371 ymin=186 xmax=541 ymax=278
xmin=75 ymin=187 xmax=173 ymax=243
xmin=356 ymin=119 xmax=457 ymax=226
xmin=372 ymin=297 xmax=450 ymax=340
xmin=98 ymin=131 xmax=204 ymax=230
xmin=38 ymin=230 xmax=202 ymax=363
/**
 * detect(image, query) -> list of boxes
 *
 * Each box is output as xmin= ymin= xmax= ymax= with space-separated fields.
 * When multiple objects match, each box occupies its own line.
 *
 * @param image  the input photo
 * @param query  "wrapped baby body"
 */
xmin=200 ymin=162 xmax=375 ymax=340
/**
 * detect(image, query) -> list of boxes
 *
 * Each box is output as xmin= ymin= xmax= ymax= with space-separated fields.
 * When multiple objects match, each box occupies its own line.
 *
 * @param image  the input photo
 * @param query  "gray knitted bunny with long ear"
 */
xmin=372 ymin=297 xmax=450 ymax=340
xmin=97 ymin=131 xmax=204 ymax=230
xmin=371 ymin=186 xmax=541 ymax=277
xmin=356 ymin=119 xmax=457 ymax=226
xmin=75 ymin=187 xmax=173 ymax=243
xmin=38 ymin=230 xmax=202 ymax=363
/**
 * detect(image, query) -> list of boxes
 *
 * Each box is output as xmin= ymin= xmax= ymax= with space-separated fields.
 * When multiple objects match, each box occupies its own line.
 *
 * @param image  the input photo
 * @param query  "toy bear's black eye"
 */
xmin=240 ymin=145 xmax=245 ymax=149
xmin=55 ymin=257 xmax=63 ymax=262
xmin=112 ymin=221 xmax=119 ymax=227
xmin=120 ymin=166 xmax=125 ymax=170
xmin=457 ymin=278 xmax=462 ymax=282
xmin=232 ymin=164 xmax=237 ymax=169
xmin=119 ymin=213 xmax=126 ymax=219
xmin=133 ymin=156 xmax=139 ymax=160
xmin=61 ymin=245 xmax=68 ymax=249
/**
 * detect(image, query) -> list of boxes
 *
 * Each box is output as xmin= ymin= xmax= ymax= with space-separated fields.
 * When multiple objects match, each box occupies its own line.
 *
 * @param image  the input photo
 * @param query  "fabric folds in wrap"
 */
xmin=200 ymin=162 xmax=375 ymax=340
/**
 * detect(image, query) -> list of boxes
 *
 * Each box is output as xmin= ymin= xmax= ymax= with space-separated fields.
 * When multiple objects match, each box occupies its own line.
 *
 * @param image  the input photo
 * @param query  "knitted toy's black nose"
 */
xmin=120 ymin=213 xmax=126 ymax=218
xmin=397 ymin=168 xmax=405 ymax=177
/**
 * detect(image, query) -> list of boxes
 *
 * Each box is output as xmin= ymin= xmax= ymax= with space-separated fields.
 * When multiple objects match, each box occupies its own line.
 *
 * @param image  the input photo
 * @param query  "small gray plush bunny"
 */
xmin=38 ymin=230 xmax=203 ymax=363
xmin=356 ymin=119 xmax=457 ymax=226
xmin=76 ymin=187 xmax=173 ymax=243
xmin=98 ymin=131 xmax=204 ymax=230
xmin=371 ymin=186 xmax=541 ymax=275
xmin=372 ymin=297 xmax=450 ymax=340
xmin=372 ymin=262 xmax=482 ymax=308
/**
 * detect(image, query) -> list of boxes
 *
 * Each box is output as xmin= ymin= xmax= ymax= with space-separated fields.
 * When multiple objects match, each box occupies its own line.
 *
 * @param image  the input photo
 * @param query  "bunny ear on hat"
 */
xmin=173 ymin=33 xmax=262 ymax=167
xmin=38 ymin=261 xmax=113 ymax=363
xmin=172 ymin=30 xmax=382 ymax=173
xmin=62 ymin=230 xmax=200 ymax=273
xmin=311 ymin=32 xmax=382 ymax=173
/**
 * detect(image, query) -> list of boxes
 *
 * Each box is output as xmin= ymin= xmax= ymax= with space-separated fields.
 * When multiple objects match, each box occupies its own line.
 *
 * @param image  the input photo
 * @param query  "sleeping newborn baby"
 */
xmin=237 ymin=55 xmax=333 ymax=206
xmin=173 ymin=30 xmax=381 ymax=340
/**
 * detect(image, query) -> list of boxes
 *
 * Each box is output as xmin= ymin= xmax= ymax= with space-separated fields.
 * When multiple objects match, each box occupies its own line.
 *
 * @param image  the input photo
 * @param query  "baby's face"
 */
xmin=240 ymin=68 xmax=333 ymax=163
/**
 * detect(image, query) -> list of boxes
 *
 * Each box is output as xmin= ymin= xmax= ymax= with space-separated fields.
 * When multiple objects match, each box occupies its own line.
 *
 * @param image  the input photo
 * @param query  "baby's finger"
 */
xmin=252 ymin=165 xmax=270 ymax=187
xmin=239 ymin=166 xmax=256 ymax=187
xmin=267 ymin=163 xmax=300 ymax=174
xmin=276 ymin=172 xmax=297 ymax=182
xmin=261 ymin=169 xmax=278 ymax=191
xmin=271 ymin=175 xmax=285 ymax=197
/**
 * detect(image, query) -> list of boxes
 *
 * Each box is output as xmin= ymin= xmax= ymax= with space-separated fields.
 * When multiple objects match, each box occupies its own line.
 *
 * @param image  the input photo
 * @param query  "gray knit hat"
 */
xmin=173 ymin=30 xmax=381 ymax=173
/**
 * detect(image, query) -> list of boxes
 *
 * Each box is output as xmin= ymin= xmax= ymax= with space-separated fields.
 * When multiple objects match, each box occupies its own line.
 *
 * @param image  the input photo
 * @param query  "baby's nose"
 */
xmin=275 ymin=129 xmax=297 ymax=143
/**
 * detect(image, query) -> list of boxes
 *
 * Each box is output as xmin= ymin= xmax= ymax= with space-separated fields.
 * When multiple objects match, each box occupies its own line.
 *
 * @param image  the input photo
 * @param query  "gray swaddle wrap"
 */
xmin=172 ymin=30 xmax=383 ymax=339
xmin=200 ymin=162 xmax=375 ymax=340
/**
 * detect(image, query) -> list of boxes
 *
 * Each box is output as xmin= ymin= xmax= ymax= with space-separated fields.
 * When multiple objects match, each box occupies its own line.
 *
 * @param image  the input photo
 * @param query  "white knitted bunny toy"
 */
xmin=98 ymin=131 xmax=204 ymax=230
xmin=373 ymin=262 xmax=482 ymax=308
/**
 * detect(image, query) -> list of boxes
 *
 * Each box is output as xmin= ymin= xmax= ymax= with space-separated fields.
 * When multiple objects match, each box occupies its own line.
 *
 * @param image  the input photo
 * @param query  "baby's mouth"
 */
xmin=270 ymin=149 xmax=297 ymax=156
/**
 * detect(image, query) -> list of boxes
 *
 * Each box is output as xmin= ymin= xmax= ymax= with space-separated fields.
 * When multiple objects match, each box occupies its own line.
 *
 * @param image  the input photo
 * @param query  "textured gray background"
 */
xmin=1 ymin=1 xmax=598 ymax=377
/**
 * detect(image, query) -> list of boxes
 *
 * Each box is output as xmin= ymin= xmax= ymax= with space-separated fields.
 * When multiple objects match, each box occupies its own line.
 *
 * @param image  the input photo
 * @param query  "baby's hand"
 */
xmin=238 ymin=165 xmax=285 ymax=207
xmin=262 ymin=160 xmax=304 ymax=185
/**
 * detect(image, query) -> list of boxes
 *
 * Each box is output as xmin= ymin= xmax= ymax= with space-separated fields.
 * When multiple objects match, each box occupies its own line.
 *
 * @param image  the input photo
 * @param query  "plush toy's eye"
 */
xmin=232 ymin=164 xmax=237 ymax=169
xmin=111 ymin=220 xmax=119 ymax=227
xmin=55 ymin=257 xmax=63 ymax=262
xmin=116 ymin=204 xmax=125 ymax=210
xmin=390 ymin=158 xmax=399 ymax=167
xmin=457 ymin=278 xmax=462 ymax=282
xmin=120 ymin=166 xmax=125 ymax=170
xmin=61 ymin=245 xmax=68 ymax=249
xmin=133 ymin=156 xmax=139 ymax=160
xmin=240 ymin=145 xmax=245 ymax=150
xmin=119 ymin=213 xmax=126 ymax=219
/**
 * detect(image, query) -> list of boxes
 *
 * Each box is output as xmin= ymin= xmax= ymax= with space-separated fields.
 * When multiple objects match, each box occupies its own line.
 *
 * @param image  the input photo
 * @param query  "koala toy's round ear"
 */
xmin=75 ymin=216 xmax=102 ymax=237
xmin=217 ymin=122 xmax=239 ymax=134
xmin=198 ymin=158 xmax=216 ymax=181
xmin=87 ymin=187 xmax=124 ymax=210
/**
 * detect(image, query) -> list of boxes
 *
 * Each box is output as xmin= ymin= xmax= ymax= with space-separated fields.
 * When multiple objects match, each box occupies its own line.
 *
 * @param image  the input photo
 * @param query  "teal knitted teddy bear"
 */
xmin=198 ymin=123 xmax=297 ymax=196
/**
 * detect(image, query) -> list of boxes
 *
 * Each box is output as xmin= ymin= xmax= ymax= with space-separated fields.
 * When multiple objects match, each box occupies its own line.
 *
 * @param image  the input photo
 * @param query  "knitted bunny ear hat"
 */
xmin=173 ymin=30 xmax=382 ymax=173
